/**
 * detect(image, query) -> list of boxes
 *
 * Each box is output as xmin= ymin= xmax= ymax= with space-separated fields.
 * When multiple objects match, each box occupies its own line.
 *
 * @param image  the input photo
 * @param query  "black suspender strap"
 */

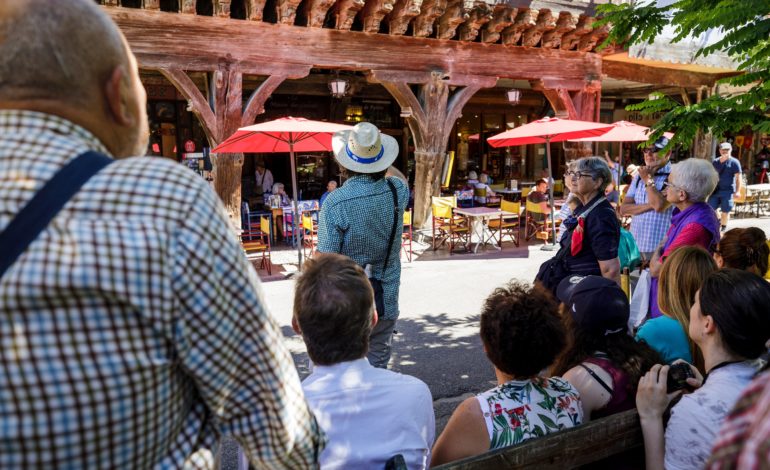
xmin=0 ymin=151 xmax=113 ymax=278
xmin=382 ymin=178 xmax=400 ymax=272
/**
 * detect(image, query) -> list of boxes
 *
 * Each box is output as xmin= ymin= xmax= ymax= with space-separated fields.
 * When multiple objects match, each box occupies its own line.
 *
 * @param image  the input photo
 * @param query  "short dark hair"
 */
xmin=293 ymin=253 xmax=374 ymax=365
xmin=339 ymin=166 xmax=387 ymax=181
xmin=480 ymin=282 xmax=566 ymax=377
xmin=699 ymin=269 xmax=770 ymax=360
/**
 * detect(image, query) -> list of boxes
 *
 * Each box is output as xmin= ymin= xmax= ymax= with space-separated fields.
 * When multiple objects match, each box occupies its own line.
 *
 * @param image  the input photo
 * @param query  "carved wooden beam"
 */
xmin=412 ymin=0 xmax=447 ymax=38
xmin=541 ymin=11 xmax=576 ymax=49
xmin=369 ymin=69 xmax=497 ymax=88
xmin=179 ymin=0 xmax=196 ymax=14
xmin=602 ymin=58 xmax=737 ymax=88
xmin=109 ymin=8 xmax=603 ymax=81
xmin=481 ymin=5 xmax=515 ymax=44
xmin=361 ymin=0 xmax=397 ymax=33
xmin=142 ymin=0 xmax=160 ymax=10
xmin=457 ymin=2 xmax=490 ymax=42
xmin=521 ymin=8 xmax=555 ymax=47
xmin=160 ymin=68 xmax=218 ymax=142
xmin=243 ymin=76 xmax=287 ymax=125
xmin=413 ymin=0 xmax=447 ymax=38
xmin=213 ymin=0 xmax=231 ymax=17
xmin=276 ymin=0 xmax=302 ymax=25
xmin=501 ymin=8 xmax=537 ymax=46
xmin=436 ymin=0 xmax=467 ymax=40
xmin=578 ymin=24 xmax=608 ymax=52
xmin=560 ymin=15 xmax=592 ymax=50
xmin=99 ymin=0 xmax=120 ymax=6
xmin=387 ymin=0 xmax=422 ymax=35
xmin=245 ymin=0 xmax=266 ymax=20
xmin=335 ymin=0 xmax=366 ymax=30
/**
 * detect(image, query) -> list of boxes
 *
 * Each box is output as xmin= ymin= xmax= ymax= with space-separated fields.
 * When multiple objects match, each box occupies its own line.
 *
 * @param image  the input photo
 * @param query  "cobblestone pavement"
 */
xmin=254 ymin=214 xmax=770 ymax=436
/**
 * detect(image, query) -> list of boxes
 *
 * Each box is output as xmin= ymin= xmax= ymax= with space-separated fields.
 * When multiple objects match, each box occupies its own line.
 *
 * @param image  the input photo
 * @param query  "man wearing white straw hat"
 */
xmin=317 ymin=122 xmax=409 ymax=368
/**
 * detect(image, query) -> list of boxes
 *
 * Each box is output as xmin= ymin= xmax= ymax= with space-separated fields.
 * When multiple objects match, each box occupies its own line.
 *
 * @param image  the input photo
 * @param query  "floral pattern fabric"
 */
xmin=476 ymin=377 xmax=583 ymax=449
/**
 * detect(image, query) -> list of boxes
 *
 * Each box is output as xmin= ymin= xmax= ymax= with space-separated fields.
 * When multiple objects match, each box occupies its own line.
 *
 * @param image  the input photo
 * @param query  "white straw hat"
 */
xmin=332 ymin=122 xmax=398 ymax=174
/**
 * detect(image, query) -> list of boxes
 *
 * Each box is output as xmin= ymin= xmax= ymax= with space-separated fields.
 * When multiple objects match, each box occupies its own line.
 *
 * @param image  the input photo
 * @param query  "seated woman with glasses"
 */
xmin=558 ymin=157 xmax=621 ymax=285
xmin=648 ymin=158 xmax=720 ymax=318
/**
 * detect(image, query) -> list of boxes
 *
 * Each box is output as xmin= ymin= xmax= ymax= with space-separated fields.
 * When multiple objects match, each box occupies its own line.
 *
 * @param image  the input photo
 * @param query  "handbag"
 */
xmin=369 ymin=178 xmax=400 ymax=316
xmin=0 ymin=151 xmax=113 ymax=277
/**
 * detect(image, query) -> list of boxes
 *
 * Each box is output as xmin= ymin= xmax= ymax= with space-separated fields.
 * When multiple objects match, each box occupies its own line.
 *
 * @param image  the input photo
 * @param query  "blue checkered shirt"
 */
xmin=317 ymin=175 xmax=409 ymax=320
xmin=625 ymin=163 xmax=674 ymax=253
xmin=0 ymin=111 xmax=324 ymax=469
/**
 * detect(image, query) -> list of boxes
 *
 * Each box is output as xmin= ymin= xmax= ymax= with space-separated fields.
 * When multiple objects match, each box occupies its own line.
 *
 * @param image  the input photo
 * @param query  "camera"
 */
xmin=666 ymin=363 xmax=695 ymax=393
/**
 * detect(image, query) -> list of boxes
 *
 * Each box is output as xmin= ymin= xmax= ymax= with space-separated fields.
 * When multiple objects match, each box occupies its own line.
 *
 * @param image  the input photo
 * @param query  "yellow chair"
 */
xmin=431 ymin=196 xmax=469 ymax=252
xmin=402 ymin=209 xmax=413 ymax=262
xmin=524 ymin=198 xmax=557 ymax=243
xmin=488 ymin=200 xmax=521 ymax=247
xmin=489 ymin=183 xmax=505 ymax=191
xmin=241 ymin=216 xmax=272 ymax=275
xmin=521 ymin=187 xmax=530 ymax=198
xmin=301 ymin=211 xmax=318 ymax=259
xmin=553 ymin=179 xmax=564 ymax=195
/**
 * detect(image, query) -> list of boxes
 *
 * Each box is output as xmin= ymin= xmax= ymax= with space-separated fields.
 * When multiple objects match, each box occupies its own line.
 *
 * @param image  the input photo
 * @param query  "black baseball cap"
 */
xmin=556 ymin=275 xmax=629 ymax=336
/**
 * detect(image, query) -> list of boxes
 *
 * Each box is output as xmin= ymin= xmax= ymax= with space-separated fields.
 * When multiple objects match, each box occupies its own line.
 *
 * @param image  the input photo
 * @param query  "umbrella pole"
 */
xmin=289 ymin=141 xmax=303 ymax=269
xmin=542 ymin=137 xmax=559 ymax=251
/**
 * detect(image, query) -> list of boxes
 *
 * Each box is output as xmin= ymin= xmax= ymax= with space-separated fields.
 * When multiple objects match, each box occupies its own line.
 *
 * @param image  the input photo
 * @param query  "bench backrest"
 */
xmin=433 ymin=409 xmax=643 ymax=470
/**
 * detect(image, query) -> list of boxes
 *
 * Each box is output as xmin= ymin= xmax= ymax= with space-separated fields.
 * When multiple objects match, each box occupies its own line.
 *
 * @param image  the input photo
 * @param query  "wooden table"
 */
xmin=747 ymin=184 xmax=770 ymax=217
xmin=495 ymin=188 xmax=522 ymax=202
xmin=454 ymin=207 xmax=516 ymax=253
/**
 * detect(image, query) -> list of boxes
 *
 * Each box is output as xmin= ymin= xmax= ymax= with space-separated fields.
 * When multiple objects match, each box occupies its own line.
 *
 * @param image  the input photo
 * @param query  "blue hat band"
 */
xmin=345 ymin=143 xmax=384 ymax=165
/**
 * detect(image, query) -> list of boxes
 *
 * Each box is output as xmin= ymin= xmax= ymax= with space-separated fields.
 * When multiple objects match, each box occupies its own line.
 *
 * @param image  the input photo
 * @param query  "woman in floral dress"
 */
xmin=431 ymin=282 xmax=583 ymax=465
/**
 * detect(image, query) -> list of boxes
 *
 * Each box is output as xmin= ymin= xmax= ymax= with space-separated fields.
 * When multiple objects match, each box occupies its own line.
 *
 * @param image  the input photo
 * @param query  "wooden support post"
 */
xmin=533 ymin=79 xmax=601 ymax=160
xmin=372 ymin=70 xmax=496 ymax=228
xmin=160 ymin=65 xmax=310 ymax=230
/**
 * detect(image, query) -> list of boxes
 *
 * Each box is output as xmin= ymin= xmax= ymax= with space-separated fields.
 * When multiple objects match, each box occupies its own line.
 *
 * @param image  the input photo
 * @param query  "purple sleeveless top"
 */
xmin=649 ymin=202 xmax=720 ymax=318
xmin=582 ymin=356 xmax=634 ymax=419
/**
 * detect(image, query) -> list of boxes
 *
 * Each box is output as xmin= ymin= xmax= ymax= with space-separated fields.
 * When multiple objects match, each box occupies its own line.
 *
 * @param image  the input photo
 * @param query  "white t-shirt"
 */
xmin=302 ymin=358 xmax=435 ymax=469
xmin=664 ymin=361 xmax=756 ymax=470
xmin=255 ymin=168 xmax=274 ymax=195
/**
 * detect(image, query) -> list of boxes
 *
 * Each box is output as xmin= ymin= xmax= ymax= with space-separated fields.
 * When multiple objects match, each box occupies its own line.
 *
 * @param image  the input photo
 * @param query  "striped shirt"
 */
xmin=317 ymin=175 xmax=409 ymax=320
xmin=0 ymin=110 xmax=324 ymax=469
xmin=625 ymin=163 xmax=673 ymax=253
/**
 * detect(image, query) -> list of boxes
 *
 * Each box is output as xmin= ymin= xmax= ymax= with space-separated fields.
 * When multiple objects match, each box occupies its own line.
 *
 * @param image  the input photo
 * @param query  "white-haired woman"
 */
xmin=648 ymin=158 xmax=720 ymax=318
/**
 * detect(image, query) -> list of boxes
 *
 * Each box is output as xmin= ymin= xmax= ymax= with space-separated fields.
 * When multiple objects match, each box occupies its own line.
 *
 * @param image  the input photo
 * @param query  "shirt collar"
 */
xmin=311 ymin=357 xmax=371 ymax=374
xmin=0 ymin=109 xmax=113 ymax=157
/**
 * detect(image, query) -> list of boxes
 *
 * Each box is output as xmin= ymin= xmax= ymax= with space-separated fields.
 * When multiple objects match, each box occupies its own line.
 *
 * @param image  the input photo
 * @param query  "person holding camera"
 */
xmin=636 ymin=269 xmax=770 ymax=470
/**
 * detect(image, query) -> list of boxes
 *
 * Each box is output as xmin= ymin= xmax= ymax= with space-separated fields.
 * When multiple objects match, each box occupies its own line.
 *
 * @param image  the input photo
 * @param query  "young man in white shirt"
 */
xmin=292 ymin=253 xmax=435 ymax=470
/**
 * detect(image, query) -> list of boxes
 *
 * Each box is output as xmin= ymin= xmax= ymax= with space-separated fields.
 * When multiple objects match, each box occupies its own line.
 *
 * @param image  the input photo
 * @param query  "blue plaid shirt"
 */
xmin=626 ymin=163 xmax=674 ymax=253
xmin=0 ymin=111 xmax=324 ymax=469
xmin=317 ymin=175 xmax=409 ymax=320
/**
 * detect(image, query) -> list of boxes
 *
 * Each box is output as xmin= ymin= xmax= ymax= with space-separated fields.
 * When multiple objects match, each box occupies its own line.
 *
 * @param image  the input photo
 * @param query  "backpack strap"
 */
xmin=0 ymin=151 xmax=113 ymax=278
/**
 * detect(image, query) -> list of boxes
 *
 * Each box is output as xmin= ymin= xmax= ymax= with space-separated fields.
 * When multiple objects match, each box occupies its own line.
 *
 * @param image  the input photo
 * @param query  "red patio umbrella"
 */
xmin=214 ymin=117 xmax=353 ymax=266
xmin=487 ymin=117 xmax=613 ymax=247
xmin=569 ymin=121 xmax=674 ymax=192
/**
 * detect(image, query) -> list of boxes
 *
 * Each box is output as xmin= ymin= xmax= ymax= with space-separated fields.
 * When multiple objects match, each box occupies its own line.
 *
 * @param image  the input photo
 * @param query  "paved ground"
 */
xmin=256 ymin=213 xmax=770 ymax=435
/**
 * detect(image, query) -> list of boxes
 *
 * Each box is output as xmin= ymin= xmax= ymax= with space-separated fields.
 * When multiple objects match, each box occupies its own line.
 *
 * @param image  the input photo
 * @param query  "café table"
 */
xmin=747 ymin=184 xmax=770 ymax=217
xmin=495 ymin=188 xmax=522 ymax=202
xmin=454 ymin=206 xmax=516 ymax=253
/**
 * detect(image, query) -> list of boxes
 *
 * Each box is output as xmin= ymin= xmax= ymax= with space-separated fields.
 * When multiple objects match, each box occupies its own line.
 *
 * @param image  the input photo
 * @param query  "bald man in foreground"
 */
xmin=0 ymin=1 xmax=323 ymax=468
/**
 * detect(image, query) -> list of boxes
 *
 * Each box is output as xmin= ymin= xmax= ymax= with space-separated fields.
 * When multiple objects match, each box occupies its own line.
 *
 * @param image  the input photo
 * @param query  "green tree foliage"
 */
xmin=596 ymin=1 xmax=770 ymax=149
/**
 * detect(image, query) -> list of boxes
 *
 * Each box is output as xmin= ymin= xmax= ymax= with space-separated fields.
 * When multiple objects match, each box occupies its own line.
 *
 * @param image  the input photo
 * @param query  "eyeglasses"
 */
xmin=662 ymin=181 xmax=686 ymax=193
xmin=566 ymin=171 xmax=595 ymax=179
xmin=643 ymin=148 xmax=658 ymax=154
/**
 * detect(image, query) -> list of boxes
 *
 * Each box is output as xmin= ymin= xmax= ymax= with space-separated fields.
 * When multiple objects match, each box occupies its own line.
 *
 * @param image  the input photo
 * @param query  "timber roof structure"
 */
xmin=99 ymin=0 xmax=616 ymax=54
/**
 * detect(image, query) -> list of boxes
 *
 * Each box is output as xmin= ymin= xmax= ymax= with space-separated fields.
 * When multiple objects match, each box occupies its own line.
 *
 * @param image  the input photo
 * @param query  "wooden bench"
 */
xmin=434 ymin=409 xmax=643 ymax=469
